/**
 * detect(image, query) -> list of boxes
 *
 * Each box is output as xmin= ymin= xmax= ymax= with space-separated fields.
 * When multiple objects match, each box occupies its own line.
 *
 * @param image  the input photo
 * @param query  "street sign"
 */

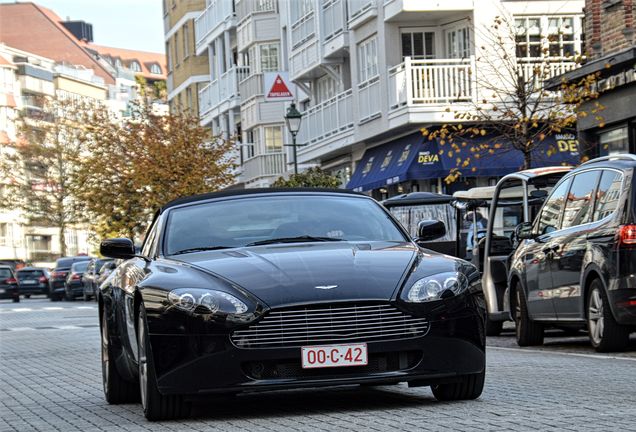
xmin=264 ymin=72 xmax=294 ymax=101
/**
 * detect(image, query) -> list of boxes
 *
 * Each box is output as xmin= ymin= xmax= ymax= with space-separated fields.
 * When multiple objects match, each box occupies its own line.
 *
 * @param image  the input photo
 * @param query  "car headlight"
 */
xmin=405 ymin=272 xmax=469 ymax=303
xmin=168 ymin=288 xmax=252 ymax=322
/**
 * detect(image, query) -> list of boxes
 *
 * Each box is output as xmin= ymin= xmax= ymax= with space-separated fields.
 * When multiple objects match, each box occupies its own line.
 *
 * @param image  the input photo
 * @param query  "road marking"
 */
xmin=12 ymin=308 xmax=33 ymax=312
xmin=0 ymin=324 xmax=98 ymax=332
xmin=75 ymin=306 xmax=96 ymax=310
xmin=489 ymin=346 xmax=636 ymax=362
xmin=8 ymin=327 xmax=35 ymax=331
xmin=43 ymin=307 xmax=64 ymax=311
xmin=57 ymin=325 xmax=82 ymax=330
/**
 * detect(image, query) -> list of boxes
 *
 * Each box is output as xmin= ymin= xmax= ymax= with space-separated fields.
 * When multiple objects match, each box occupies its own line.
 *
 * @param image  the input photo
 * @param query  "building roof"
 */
xmin=0 ymin=2 xmax=115 ymax=85
xmin=81 ymin=43 xmax=167 ymax=81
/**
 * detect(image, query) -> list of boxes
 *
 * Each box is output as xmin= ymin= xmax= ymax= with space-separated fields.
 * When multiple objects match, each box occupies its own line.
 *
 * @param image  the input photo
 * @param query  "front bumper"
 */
xmin=151 ymin=313 xmax=485 ymax=396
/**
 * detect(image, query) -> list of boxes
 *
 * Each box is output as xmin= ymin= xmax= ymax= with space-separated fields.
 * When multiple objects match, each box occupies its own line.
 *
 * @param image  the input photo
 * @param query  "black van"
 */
xmin=509 ymin=154 xmax=636 ymax=352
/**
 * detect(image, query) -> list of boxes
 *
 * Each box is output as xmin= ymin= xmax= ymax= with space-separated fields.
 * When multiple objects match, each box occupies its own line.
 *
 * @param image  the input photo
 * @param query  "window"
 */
xmin=142 ymin=220 xmax=159 ymax=257
xmin=357 ymin=36 xmax=378 ymax=83
xmin=150 ymin=63 xmax=162 ymax=74
xmin=264 ymin=126 xmax=283 ymax=153
xmin=260 ymin=43 xmax=279 ymax=72
xmin=547 ymin=17 xmax=575 ymax=57
xmin=316 ymin=73 xmax=338 ymax=102
xmin=0 ymin=223 xmax=7 ymax=246
xmin=515 ymin=17 xmax=542 ymax=58
xmin=183 ymin=23 xmax=190 ymax=59
xmin=174 ymin=32 xmax=180 ymax=66
xmin=446 ymin=27 xmax=470 ymax=58
xmin=561 ymin=170 xmax=600 ymax=229
xmin=401 ymin=30 xmax=435 ymax=60
xmin=115 ymin=58 xmax=122 ymax=68
xmin=291 ymin=0 xmax=313 ymax=22
xmin=166 ymin=42 xmax=172 ymax=72
xmin=538 ymin=178 xmax=571 ymax=234
xmin=593 ymin=171 xmax=623 ymax=221
xmin=129 ymin=61 xmax=142 ymax=72
xmin=599 ymin=127 xmax=629 ymax=155
xmin=186 ymin=87 xmax=193 ymax=110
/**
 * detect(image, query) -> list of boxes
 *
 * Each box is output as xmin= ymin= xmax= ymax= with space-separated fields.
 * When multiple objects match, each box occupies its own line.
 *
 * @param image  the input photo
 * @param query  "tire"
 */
xmin=587 ymin=279 xmax=629 ymax=352
xmin=12 ymin=296 xmax=20 ymax=303
xmin=25 ymin=294 xmax=31 ymax=299
xmin=101 ymin=311 xmax=140 ymax=404
xmin=485 ymin=317 xmax=503 ymax=336
xmin=432 ymin=370 xmax=485 ymax=401
xmin=514 ymin=286 xmax=544 ymax=346
xmin=138 ymin=303 xmax=189 ymax=421
xmin=83 ymin=291 xmax=90 ymax=302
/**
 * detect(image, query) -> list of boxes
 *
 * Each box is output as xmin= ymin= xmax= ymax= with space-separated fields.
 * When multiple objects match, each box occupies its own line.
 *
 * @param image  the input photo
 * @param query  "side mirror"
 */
xmin=100 ymin=238 xmax=136 ymax=260
xmin=416 ymin=220 xmax=447 ymax=242
xmin=516 ymin=222 xmax=535 ymax=240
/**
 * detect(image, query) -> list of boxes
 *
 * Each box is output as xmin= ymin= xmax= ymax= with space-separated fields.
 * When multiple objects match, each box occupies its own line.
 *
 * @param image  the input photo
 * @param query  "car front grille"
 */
xmin=231 ymin=303 xmax=429 ymax=349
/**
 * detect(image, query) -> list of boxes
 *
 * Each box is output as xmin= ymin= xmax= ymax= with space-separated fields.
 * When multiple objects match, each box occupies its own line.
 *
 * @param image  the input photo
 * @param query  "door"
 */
xmin=550 ymin=170 xmax=600 ymax=319
xmin=525 ymin=178 xmax=571 ymax=319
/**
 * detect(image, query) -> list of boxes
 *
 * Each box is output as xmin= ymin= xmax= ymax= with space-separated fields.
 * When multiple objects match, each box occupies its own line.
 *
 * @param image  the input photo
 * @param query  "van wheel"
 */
xmin=587 ymin=279 xmax=629 ymax=352
xmin=485 ymin=317 xmax=503 ymax=336
xmin=514 ymin=287 xmax=543 ymax=346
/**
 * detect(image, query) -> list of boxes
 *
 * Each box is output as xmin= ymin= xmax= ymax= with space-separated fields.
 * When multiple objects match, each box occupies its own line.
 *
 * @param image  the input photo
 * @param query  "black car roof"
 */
xmin=160 ymin=188 xmax=366 ymax=212
xmin=383 ymin=192 xmax=453 ymax=207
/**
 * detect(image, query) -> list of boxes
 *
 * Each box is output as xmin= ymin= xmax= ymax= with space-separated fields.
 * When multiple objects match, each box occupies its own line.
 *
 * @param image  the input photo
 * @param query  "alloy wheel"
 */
xmin=588 ymin=288 xmax=604 ymax=345
xmin=101 ymin=314 xmax=110 ymax=393
xmin=138 ymin=313 xmax=148 ymax=410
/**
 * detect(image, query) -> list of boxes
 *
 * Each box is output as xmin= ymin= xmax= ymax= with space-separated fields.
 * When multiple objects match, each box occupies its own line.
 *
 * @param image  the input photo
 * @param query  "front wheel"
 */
xmin=138 ymin=303 xmax=189 ymax=421
xmin=101 ymin=311 xmax=139 ymax=404
xmin=587 ymin=280 xmax=629 ymax=352
xmin=12 ymin=296 xmax=20 ymax=303
xmin=431 ymin=370 xmax=485 ymax=401
xmin=514 ymin=287 xmax=543 ymax=346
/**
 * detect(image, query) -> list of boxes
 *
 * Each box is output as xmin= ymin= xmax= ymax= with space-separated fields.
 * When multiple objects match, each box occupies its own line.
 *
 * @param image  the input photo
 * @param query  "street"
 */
xmin=1 ymin=297 xmax=635 ymax=431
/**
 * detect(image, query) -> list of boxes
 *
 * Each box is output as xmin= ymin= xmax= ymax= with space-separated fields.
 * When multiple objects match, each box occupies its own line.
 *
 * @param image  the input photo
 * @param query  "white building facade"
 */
xmin=192 ymin=0 xmax=585 ymax=192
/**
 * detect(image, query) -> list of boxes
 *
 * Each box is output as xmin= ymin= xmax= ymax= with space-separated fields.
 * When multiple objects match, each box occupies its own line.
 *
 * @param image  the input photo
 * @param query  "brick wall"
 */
xmin=585 ymin=0 xmax=636 ymax=59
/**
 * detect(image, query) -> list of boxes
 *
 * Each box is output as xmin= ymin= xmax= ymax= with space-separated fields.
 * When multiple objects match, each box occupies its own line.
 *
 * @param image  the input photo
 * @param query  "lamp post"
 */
xmin=284 ymin=103 xmax=303 ymax=175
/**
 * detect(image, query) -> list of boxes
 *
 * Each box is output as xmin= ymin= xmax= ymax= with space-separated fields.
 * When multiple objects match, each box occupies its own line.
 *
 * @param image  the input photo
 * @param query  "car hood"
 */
xmin=171 ymin=241 xmax=419 ymax=307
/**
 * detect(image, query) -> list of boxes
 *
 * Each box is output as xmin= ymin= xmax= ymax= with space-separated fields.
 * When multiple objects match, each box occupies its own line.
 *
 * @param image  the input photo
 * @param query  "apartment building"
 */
xmin=184 ymin=0 xmax=585 ymax=193
xmin=0 ymin=45 xmax=105 ymax=264
xmin=557 ymin=0 xmax=636 ymax=155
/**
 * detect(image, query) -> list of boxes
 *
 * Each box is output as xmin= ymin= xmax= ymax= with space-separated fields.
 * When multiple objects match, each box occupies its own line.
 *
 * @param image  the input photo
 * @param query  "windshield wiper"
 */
xmin=246 ymin=236 xmax=343 ymax=247
xmin=171 ymin=246 xmax=234 ymax=255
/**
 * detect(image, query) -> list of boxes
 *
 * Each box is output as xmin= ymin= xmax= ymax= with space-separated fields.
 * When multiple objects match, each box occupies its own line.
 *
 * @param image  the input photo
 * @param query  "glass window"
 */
xmin=593 ymin=171 xmax=623 ymax=221
xmin=401 ymin=31 xmax=435 ymax=59
xmin=446 ymin=27 xmax=470 ymax=58
xmin=357 ymin=36 xmax=378 ymax=83
xmin=183 ymin=23 xmax=190 ymax=59
xmin=264 ymin=126 xmax=283 ymax=153
xmin=129 ymin=61 xmax=141 ymax=72
xmin=165 ymin=42 xmax=172 ymax=72
xmin=538 ymin=178 xmax=571 ymax=234
xmin=599 ymin=127 xmax=629 ymax=155
xmin=150 ymin=64 xmax=162 ymax=74
xmin=515 ymin=17 xmax=542 ymax=58
xmin=260 ymin=43 xmax=279 ymax=72
xmin=164 ymin=195 xmax=408 ymax=255
xmin=561 ymin=170 xmax=600 ymax=229
xmin=142 ymin=221 xmax=159 ymax=257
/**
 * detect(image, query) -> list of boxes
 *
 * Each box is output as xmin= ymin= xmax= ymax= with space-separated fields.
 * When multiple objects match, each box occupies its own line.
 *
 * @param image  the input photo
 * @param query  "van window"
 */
xmin=593 ymin=170 xmax=623 ymax=221
xmin=561 ymin=170 xmax=600 ymax=229
xmin=538 ymin=178 xmax=571 ymax=235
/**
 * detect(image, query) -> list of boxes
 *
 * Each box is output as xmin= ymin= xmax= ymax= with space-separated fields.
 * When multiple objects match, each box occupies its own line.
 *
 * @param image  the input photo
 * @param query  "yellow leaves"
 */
xmin=480 ymin=129 xmax=487 ymax=136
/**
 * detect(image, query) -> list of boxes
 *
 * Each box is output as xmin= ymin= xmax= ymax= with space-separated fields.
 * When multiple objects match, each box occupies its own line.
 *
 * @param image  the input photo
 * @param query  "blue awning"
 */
xmin=347 ymin=131 xmax=581 ymax=191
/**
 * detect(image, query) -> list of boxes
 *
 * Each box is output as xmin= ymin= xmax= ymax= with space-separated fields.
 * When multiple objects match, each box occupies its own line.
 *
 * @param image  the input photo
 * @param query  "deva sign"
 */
xmin=554 ymin=134 xmax=579 ymax=154
xmin=418 ymin=152 xmax=439 ymax=164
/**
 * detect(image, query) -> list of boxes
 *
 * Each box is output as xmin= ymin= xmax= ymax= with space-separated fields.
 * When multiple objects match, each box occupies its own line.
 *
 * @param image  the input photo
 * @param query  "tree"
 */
xmin=0 ymin=94 xmax=91 ymax=256
xmin=272 ymin=167 xmax=341 ymax=188
xmin=422 ymin=14 xmax=603 ymax=183
xmin=75 ymin=103 xmax=235 ymax=240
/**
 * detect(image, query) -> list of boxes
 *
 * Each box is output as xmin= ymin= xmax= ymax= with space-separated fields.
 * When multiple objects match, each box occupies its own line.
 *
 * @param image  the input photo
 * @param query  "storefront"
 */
xmin=346 ymin=130 xmax=581 ymax=199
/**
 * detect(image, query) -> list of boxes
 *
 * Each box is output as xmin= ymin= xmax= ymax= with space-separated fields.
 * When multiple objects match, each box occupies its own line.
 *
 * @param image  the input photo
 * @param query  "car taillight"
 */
xmin=51 ymin=271 xmax=66 ymax=278
xmin=72 ymin=274 xmax=81 ymax=280
xmin=39 ymin=276 xmax=47 ymax=283
xmin=618 ymin=224 xmax=636 ymax=246
xmin=4 ymin=278 xmax=17 ymax=284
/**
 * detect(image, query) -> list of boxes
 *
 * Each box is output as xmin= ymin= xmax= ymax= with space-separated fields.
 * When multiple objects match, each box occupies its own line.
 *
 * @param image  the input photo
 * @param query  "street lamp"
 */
xmin=284 ymin=102 xmax=303 ymax=174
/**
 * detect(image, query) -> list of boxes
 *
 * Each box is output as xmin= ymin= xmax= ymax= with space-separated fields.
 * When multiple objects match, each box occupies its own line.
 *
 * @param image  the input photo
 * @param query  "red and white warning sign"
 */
xmin=264 ymin=72 xmax=294 ymax=101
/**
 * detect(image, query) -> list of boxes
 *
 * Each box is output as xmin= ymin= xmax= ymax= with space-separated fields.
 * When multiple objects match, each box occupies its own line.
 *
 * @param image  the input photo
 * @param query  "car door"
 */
xmin=550 ymin=170 xmax=601 ymax=320
xmin=525 ymin=178 xmax=572 ymax=319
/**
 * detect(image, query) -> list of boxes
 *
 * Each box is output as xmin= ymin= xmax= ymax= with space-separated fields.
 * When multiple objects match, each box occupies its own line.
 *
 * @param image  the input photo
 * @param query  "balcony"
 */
xmin=518 ymin=59 xmax=579 ymax=89
xmin=348 ymin=0 xmax=377 ymax=29
xmin=298 ymin=89 xmax=354 ymax=147
xmin=290 ymin=39 xmax=320 ymax=80
xmin=322 ymin=0 xmax=348 ymax=58
xmin=358 ymin=76 xmax=382 ymax=123
xmin=198 ymin=66 xmax=250 ymax=120
xmin=238 ymin=73 xmax=263 ymax=101
xmin=241 ymin=152 xmax=287 ymax=184
xmin=236 ymin=0 xmax=276 ymax=22
xmin=388 ymin=57 xmax=475 ymax=110
xmin=384 ymin=0 xmax=474 ymax=22
xmin=195 ymin=0 xmax=236 ymax=55
xmin=237 ymin=12 xmax=280 ymax=52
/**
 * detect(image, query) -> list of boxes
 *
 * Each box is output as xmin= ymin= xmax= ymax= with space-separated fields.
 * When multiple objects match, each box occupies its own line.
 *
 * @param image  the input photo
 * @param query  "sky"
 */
xmin=0 ymin=0 xmax=165 ymax=53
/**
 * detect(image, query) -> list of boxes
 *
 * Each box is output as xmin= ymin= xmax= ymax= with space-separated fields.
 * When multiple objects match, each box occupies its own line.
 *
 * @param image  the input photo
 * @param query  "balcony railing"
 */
xmin=199 ymin=66 xmax=250 ymax=117
xmin=348 ymin=0 xmax=375 ymax=22
xmin=290 ymin=39 xmax=320 ymax=78
xmin=238 ymin=73 xmax=263 ymax=101
xmin=291 ymin=10 xmax=316 ymax=50
xmin=242 ymin=152 xmax=287 ymax=182
xmin=322 ymin=0 xmax=346 ymax=42
xmin=518 ymin=59 xmax=579 ymax=89
xmin=236 ymin=0 xmax=276 ymax=22
xmin=388 ymin=57 xmax=475 ymax=110
xmin=357 ymin=76 xmax=381 ymax=123
xmin=298 ymin=89 xmax=354 ymax=146
xmin=195 ymin=0 xmax=235 ymax=47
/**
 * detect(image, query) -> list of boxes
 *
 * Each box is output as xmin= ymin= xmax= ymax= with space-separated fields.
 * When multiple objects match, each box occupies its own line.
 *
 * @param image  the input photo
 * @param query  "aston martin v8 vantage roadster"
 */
xmin=99 ymin=189 xmax=486 ymax=420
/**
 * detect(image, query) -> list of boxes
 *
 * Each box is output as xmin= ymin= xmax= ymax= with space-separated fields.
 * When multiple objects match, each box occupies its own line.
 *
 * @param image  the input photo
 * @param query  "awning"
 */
xmin=347 ymin=131 xmax=581 ymax=191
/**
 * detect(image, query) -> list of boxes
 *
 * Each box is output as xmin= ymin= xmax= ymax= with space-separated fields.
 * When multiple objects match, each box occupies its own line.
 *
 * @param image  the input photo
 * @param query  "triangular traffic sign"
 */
xmin=267 ymin=74 xmax=293 ymax=98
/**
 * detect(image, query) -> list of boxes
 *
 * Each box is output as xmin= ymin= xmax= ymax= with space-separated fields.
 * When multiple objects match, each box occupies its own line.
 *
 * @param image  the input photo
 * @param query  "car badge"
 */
xmin=314 ymin=284 xmax=338 ymax=290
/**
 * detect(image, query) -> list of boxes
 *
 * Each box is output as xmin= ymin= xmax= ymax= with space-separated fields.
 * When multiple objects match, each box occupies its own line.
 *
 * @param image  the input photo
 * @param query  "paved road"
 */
xmin=1 ymin=297 xmax=635 ymax=432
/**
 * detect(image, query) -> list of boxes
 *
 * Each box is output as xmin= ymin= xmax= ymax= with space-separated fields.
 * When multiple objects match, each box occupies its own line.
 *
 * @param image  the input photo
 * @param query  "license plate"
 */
xmin=0 ymin=288 xmax=4 ymax=294
xmin=21 ymin=280 xmax=36 ymax=285
xmin=301 ymin=343 xmax=368 ymax=369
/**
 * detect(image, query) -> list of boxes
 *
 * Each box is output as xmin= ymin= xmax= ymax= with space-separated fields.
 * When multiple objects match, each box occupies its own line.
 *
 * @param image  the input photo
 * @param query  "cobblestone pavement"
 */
xmin=1 ymin=297 xmax=635 ymax=432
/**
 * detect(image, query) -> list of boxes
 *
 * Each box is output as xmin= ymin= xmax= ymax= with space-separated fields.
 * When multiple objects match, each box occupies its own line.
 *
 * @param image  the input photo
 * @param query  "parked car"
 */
xmin=0 ymin=265 xmax=19 ymax=302
xmin=64 ymin=261 xmax=90 ymax=301
xmin=509 ymin=154 xmax=636 ymax=352
xmin=0 ymin=259 xmax=29 ymax=272
xmin=49 ymin=256 xmax=91 ymax=301
xmin=16 ymin=267 xmax=49 ymax=298
xmin=99 ymin=189 xmax=486 ymax=420
xmin=82 ymin=258 xmax=114 ymax=301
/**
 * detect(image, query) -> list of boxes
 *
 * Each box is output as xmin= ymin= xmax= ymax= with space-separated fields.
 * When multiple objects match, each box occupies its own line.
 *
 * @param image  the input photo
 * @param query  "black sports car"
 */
xmin=99 ymin=189 xmax=486 ymax=420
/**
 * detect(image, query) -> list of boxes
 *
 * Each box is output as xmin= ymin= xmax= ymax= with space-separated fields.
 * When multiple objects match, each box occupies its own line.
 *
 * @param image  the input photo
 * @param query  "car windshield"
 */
xmin=72 ymin=262 xmax=89 ymax=272
xmin=164 ymin=195 xmax=407 ymax=255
